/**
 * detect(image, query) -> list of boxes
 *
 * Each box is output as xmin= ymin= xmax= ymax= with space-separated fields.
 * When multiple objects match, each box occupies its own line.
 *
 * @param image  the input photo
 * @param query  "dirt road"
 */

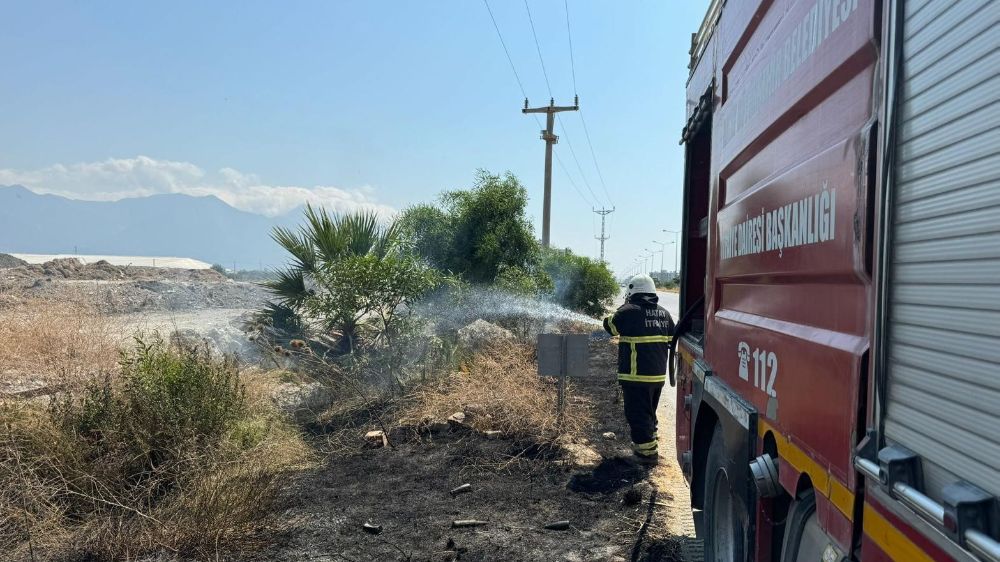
xmin=650 ymin=371 xmax=702 ymax=561
xmin=653 ymin=289 xmax=702 ymax=560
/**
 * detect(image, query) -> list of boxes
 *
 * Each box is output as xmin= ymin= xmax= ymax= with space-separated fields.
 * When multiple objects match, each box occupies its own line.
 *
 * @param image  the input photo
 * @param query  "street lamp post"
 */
xmin=662 ymin=229 xmax=680 ymax=277
xmin=651 ymin=249 xmax=663 ymax=279
xmin=651 ymin=240 xmax=669 ymax=277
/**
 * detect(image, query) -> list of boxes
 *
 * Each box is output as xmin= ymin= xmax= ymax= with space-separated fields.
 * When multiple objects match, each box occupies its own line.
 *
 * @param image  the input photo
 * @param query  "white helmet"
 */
xmin=627 ymin=274 xmax=656 ymax=296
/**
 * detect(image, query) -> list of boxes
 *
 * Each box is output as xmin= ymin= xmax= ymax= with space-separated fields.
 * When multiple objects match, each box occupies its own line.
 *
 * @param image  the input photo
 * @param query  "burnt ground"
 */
xmin=252 ymin=341 xmax=695 ymax=562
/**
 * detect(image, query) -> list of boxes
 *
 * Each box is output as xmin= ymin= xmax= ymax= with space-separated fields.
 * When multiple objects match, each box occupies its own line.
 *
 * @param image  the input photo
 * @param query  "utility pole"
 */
xmin=593 ymin=206 xmax=615 ymax=263
xmin=523 ymin=96 xmax=579 ymax=248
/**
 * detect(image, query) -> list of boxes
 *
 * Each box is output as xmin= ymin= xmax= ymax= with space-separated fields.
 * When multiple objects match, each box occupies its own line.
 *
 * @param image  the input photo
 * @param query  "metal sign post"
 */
xmin=537 ymin=333 xmax=590 ymax=427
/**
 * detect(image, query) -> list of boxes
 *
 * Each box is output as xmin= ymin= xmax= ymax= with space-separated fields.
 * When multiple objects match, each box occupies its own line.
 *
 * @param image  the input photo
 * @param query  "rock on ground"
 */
xmin=457 ymin=319 xmax=515 ymax=349
xmin=271 ymin=381 xmax=334 ymax=423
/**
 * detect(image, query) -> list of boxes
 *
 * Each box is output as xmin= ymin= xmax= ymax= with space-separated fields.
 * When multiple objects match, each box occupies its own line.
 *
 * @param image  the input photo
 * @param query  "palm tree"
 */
xmin=263 ymin=204 xmax=402 ymax=348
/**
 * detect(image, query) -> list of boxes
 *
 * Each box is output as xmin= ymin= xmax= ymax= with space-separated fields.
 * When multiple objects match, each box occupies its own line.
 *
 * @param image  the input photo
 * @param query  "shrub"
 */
xmin=1 ymin=336 xmax=312 ymax=560
xmin=541 ymin=248 xmax=619 ymax=317
xmin=303 ymin=253 xmax=444 ymax=353
xmin=60 ymin=336 xmax=246 ymax=479
xmin=264 ymin=205 xmax=443 ymax=352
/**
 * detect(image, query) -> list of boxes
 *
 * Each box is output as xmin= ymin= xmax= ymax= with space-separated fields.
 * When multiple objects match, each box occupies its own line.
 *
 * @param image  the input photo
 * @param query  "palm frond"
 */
xmin=271 ymin=226 xmax=316 ymax=272
xmin=262 ymin=267 xmax=310 ymax=307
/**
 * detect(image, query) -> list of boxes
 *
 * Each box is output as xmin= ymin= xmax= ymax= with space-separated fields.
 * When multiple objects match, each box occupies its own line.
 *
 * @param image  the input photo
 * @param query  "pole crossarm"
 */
xmin=522 ymin=105 xmax=579 ymax=114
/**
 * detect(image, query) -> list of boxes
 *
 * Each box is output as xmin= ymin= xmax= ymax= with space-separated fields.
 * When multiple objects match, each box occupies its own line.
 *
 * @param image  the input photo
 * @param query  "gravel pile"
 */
xmin=0 ymin=253 xmax=27 ymax=268
xmin=0 ymin=258 xmax=268 ymax=314
xmin=17 ymin=278 xmax=268 ymax=314
xmin=0 ymin=258 xmax=227 ymax=282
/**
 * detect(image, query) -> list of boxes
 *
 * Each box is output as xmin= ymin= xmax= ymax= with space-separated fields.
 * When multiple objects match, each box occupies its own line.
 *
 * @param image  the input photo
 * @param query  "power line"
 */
xmin=556 ymin=115 xmax=606 ymax=206
xmin=563 ymin=0 xmax=578 ymax=95
xmin=553 ymin=149 xmax=597 ymax=208
xmin=578 ymin=109 xmax=614 ymax=203
xmin=523 ymin=0 xmax=553 ymax=97
xmin=481 ymin=1 xmax=599 ymax=234
xmin=557 ymin=1 xmax=613 ymax=205
xmin=483 ymin=0 xmax=528 ymax=100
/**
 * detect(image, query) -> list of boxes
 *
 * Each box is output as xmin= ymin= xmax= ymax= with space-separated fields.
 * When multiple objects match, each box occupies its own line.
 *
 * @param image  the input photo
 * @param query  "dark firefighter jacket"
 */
xmin=603 ymin=293 xmax=675 ymax=384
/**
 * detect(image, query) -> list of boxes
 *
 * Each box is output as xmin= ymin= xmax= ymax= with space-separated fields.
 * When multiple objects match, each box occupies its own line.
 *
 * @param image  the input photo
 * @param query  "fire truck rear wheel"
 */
xmin=703 ymin=424 xmax=748 ymax=562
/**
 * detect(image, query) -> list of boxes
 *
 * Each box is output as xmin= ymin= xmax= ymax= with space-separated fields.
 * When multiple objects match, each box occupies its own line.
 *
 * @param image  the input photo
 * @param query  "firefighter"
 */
xmin=603 ymin=274 xmax=674 ymax=465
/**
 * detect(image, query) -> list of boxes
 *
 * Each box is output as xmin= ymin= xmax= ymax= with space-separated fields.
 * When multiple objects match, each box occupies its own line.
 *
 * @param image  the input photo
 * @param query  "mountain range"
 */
xmin=0 ymin=185 xmax=301 ymax=269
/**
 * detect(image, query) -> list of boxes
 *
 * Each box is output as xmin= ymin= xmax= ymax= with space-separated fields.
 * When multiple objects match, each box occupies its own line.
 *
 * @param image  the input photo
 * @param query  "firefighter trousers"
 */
xmin=621 ymin=382 xmax=663 ymax=457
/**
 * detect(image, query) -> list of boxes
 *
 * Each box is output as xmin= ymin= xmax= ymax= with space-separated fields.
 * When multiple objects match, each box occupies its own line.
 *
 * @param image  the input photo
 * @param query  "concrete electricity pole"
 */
xmin=523 ymin=97 xmax=579 ymax=248
xmin=593 ymin=206 xmax=614 ymax=263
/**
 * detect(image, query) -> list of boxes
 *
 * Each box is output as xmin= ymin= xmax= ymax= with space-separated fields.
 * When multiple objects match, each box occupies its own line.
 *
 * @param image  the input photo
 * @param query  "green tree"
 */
xmin=400 ymin=170 xmax=542 ymax=284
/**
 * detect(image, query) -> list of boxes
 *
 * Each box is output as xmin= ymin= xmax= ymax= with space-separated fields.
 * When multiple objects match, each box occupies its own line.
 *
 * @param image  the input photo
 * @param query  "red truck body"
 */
xmin=677 ymin=1 xmax=1000 ymax=561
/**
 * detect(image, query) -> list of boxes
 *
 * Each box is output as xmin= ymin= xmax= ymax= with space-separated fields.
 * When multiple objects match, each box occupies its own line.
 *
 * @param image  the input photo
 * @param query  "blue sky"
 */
xmin=0 ymin=1 xmax=708 ymax=274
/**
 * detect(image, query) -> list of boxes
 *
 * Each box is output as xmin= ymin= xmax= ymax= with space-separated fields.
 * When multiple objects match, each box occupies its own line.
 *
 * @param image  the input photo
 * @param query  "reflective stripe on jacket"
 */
xmin=603 ymin=293 xmax=675 ymax=384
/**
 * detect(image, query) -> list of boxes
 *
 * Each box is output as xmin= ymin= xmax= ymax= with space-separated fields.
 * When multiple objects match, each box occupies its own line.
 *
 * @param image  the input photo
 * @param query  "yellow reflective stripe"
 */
xmin=758 ymin=419 xmax=855 ymax=520
xmin=630 ymin=343 xmax=638 ymax=374
xmin=633 ymin=440 xmax=658 ymax=451
xmin=863 ymin=504 xmax=936 ymax=562
xmin=604 ymin=314 xmax=619 ymax=336
xmin=617 ymin=374 xmax=667 ymax=383
xmin=619 ymin=335 xmax=673 ymax=344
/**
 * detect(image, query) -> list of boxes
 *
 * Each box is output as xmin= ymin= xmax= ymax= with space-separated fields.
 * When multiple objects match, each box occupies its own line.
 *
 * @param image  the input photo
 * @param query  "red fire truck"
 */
xmin=674 ymin=0 xmax=999 ymax=560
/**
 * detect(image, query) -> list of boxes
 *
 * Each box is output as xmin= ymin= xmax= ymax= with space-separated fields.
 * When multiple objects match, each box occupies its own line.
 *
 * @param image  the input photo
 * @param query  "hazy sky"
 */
xmin=0 ymin=1 xmax=708 ymax=274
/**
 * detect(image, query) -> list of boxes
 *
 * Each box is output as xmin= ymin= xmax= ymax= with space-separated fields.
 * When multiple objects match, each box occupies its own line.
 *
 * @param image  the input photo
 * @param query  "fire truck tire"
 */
xmin=703 ymin=424 xmax=748 ymax=562
xmin=779 ymin=490 xmax=824 ymax=562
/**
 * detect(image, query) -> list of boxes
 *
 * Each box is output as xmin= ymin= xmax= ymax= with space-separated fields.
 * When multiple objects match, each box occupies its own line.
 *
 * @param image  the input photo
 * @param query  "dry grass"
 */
xmin=0 ymin=338 xmax=315 ymax=561
xmin=400 ymin=340 xmax=594 ymax=447
xmin=0 ymin=296 xmax=121 ymax=392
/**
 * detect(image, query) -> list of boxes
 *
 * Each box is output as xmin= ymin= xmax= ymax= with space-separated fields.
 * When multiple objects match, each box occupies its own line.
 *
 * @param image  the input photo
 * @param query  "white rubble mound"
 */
xmin=457 ymin=319 xmax=515 ymax=349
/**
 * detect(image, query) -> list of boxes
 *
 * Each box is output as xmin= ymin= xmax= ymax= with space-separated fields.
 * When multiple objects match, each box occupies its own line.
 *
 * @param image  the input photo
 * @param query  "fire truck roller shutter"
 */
xmin=883 ymin=0 xmax=1000 ymax=504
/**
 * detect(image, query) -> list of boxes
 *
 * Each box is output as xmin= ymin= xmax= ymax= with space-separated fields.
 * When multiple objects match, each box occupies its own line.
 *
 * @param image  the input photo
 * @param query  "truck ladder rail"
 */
xmin=854 ymin=457 xmax=1000 ymax=562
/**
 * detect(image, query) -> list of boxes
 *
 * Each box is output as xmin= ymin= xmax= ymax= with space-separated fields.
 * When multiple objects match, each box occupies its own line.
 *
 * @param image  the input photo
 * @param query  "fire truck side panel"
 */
xmin=708 ymin=0 xmax=877 ymax=498
xmin=683 ymin=0 xmax=881 ymax=558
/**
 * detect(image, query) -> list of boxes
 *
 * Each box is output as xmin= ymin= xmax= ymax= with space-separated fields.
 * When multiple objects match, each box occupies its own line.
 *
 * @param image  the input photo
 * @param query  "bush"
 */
xmin=61 ymin=336 xmax=247 ymax=479
xmin=264 ymin=205 xmax=442 ymax=352
xmin=303 ymin=253 xmax=444 ymax=353
xmin=494 ymin=264 xmax=554 ymax=297
xmin=0 ymin=336 xmax=312 ymax=560
xmin=541 ymin=249 xmax=619 ymax=317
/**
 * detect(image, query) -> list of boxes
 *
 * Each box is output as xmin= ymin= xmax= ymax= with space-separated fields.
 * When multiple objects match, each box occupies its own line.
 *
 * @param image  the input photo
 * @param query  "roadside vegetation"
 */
xmin=1 ymin=169 xmax=621 ymax=560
